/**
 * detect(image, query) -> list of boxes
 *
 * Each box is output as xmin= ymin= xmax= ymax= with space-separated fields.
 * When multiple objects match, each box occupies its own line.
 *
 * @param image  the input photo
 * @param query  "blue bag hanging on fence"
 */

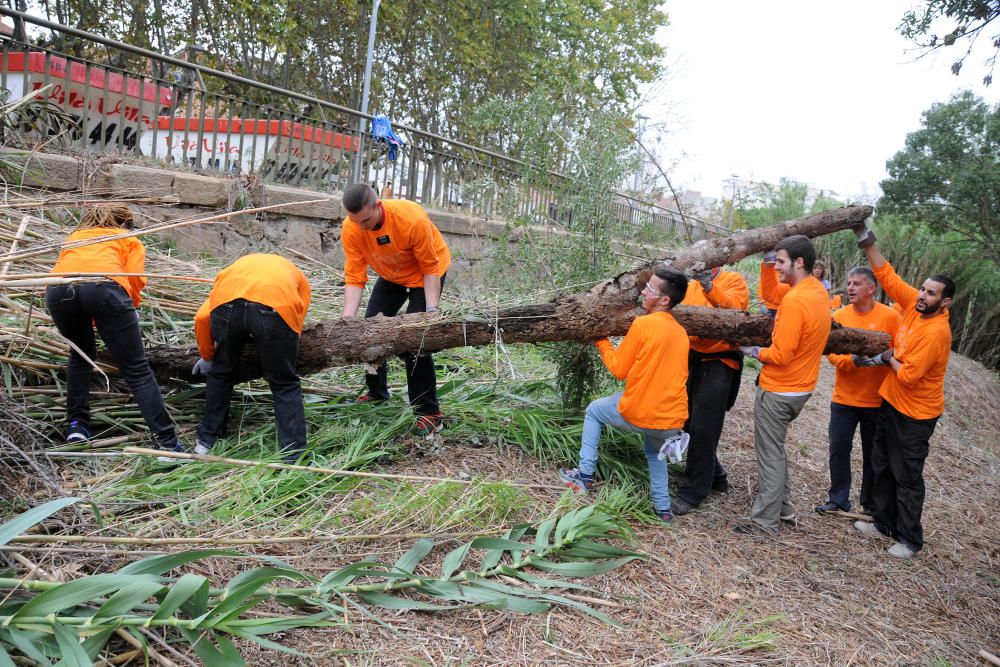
xmin=371 ymin=115 xmax=404 ymax=161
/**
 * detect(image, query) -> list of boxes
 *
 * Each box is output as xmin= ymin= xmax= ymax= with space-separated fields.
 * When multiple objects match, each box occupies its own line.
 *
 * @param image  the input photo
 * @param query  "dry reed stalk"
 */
xmin=0 ymin=198 xmax=339 ymax=265
xmin=0 ymin=215 xmax=29 ymax=276
xmin=123 ymin=447 xmax=564 ymax=490
xmin=10 ymin=528 xmax=502 ymax=546
xmin=981 ymin=650 xmax=1000 ymax=666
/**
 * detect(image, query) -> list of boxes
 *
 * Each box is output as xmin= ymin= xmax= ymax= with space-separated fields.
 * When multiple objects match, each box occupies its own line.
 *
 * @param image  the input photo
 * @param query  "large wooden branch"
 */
xmin=141 ymin=205 xmax=882 ymax=383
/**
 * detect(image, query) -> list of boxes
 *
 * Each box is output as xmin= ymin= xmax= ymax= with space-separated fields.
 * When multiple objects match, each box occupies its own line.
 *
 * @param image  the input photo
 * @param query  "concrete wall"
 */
xmin=2 ymin=149 xmax=668 ymax=286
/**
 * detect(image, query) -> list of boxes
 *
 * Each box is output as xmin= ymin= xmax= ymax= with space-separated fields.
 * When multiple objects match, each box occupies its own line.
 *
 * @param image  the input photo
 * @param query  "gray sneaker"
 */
xmin=854 ymin=520 xmax=889 ymax=539
xmin=888 ymin=542 xmax=916 ymax=559
xmin=155 ymin=442 xmax=190 ymax=464
xmin=194 ymin=440 xmax=212 ymax=456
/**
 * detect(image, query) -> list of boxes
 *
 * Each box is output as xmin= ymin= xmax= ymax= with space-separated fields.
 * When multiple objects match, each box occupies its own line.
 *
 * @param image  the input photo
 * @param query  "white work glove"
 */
xmin=739 ymin=346 xmax=760 ymax=359
xmin=657 ymin=431 xmax=690 ymax=463
xmin=192 ymin=358 xmax=213 ymax=376
xmin=854 ymin=218 xmax=877 ymax=248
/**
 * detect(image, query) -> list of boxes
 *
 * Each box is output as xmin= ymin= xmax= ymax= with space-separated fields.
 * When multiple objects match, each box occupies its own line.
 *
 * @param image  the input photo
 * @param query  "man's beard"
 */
xmin=916 ymin=300 xmax=941 ymax=315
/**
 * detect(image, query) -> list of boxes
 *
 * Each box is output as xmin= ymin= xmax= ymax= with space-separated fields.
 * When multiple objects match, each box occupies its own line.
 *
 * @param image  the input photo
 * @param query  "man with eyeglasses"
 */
xmin=340 ymin=183 xmax=451 ymax=436
xmin=559 ymin=266 xmax=690 ymax=523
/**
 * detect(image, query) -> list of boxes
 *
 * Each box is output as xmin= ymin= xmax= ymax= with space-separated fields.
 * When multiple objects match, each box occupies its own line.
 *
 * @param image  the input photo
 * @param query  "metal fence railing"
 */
xmin=0 ymin=8 xmax=727 ymax=241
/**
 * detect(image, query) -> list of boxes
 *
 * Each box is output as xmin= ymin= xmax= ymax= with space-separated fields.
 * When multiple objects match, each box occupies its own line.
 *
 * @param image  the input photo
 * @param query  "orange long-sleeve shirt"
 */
xmin=758 ymin=275 xmax=831 ymax=393
xmin=682 ymin=270 xmax=750 ymax=369
xmin=194 ymin=254 xmax=311 ymax=360
xmin=50 ymin=227 xmax=146 ymax=307
xmin=827 ymin=302 xmax=902 ymax=408
xmin=594 ymin=311 xmax=689 ymax=430
xmin=758 ymin=262 xmax=790 ymax=311
xmin=342 ymin=200 xmax=451 ymax=288
xmin=873 ymin=262 xmax=952 ymax=420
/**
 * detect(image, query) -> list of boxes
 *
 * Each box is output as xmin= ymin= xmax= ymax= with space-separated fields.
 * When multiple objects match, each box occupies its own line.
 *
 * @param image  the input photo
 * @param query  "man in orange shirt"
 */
xmin=671 ymin=266 xmax=749 ymax=515
xmin=559 ymin=267 xmax=690 ymax=523
xmin=851 ymin=222 xmax=953 ymax=559
xmin=758 ymin=250 xmax=789 ymax=316
xmin=735 ymin=235 xmax=831 ymax=535
xmin=815 ymin=267 xmax=901 ymax=515
xmin=340 ymin=183 xmax=451 ymax=435
xmin=192 ymin=254 xmax=311 ymax=463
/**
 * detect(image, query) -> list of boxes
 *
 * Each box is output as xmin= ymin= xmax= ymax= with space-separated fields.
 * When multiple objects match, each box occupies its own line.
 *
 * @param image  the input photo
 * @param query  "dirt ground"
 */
xmin=262 ymin=353 xmax=1000 ymax=666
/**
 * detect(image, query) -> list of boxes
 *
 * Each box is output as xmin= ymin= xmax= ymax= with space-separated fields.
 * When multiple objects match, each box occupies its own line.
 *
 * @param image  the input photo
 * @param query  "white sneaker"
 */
xmin=854 ymin=520 xmax=889 ymax=539
xmin=888 ymin=542 xmax=916 ymax=559
xmin=194 ymin=442 xmax=211 ymax=456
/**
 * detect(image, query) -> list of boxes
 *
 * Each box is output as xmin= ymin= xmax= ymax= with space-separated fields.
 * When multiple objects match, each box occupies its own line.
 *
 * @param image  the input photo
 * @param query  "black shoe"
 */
xmin=814 ymin=501 xmax=847 ymax=514
xmin=66 ymin=421 xmax=91 ymax=444
xmin=711 ymin=478 xmax=729 ymax=494
xmin=732 ymin=522 xmax=774 ymax=536
xmin=671 ymin=497 xmax=695 ymax=516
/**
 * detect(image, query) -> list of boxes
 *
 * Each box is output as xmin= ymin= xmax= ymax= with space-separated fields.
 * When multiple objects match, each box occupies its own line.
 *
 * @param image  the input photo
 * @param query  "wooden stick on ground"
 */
xmin=980 ymin=649 xmax=1000 ymax=666
xmin=123 ymin=446 xmax=564 ymax=490
xmin=10 ymin=528 xmax=503 ymax=546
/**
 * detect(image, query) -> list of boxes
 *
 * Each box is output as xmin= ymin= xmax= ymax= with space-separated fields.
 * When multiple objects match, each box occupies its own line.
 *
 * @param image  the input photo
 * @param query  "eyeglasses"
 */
xmin=642 ymin=282 xmax=663 ymax=296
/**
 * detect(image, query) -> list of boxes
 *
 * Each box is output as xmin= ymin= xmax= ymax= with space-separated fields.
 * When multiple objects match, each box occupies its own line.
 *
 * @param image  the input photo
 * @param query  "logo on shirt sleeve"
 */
xmin=376 ymin=235 xmax=391 ymax=245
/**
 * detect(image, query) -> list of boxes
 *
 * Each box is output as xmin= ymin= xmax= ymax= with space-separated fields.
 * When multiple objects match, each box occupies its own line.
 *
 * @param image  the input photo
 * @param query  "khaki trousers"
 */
xmin=751 ymin=387 xmax=811 ymax=532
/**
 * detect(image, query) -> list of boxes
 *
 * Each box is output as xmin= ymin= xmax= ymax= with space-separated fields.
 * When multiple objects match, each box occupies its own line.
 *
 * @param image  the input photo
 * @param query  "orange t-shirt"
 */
xmin=758 ymin=262 xmax=790 ymax=310
xmin=873 ymin=262 xmax=952 ymax=420
xmin=194 ymin=254 xmax=311 ymax=360
xmin=830 ymin=294 xmax=842 ymax=310
xmin=682 ymin=270 xmax=750 ymax=369
xmin=50 ymin=227 xmax=146 ymax=307
xmin=594 ymin=310 xmax=689 ymax=430
xmin=758 ymin=275 xmax=831 ymax=393
xmin=342 ymin=200 xmax=451 ymax=288
xmin=827 ymin=302 xmax=902 ymax=408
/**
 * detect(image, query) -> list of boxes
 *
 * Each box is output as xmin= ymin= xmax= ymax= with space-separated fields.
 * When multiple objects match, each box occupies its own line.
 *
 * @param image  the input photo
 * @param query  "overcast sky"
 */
xmin=642 ymin=0 xmax=1000 ymax=201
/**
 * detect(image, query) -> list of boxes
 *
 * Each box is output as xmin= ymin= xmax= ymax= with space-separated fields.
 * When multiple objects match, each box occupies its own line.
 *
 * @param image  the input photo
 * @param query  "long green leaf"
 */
xmin=93 ymin=580 xmax=165 ymax=620
xmin=0 ymin=628 xmax=50 ymax=664
xmin=0 ymin=645 xmax=16 ymax=667
xmin=0 ymin=497 xmax=79 ymax=547
xmin=356 ymin=591 xmax=453 ymax=611
xmin=118 ymin=550 xmax=244 ymax=576
xmin=318 ymin=561 xmax=376 ymax=592
xmin=152 ymin=573 xmax=209 ymax=621
xmin=440 ymin=542 xmax=472 ymax=578
xmin=178 ymin=628 xmax=246 ymax=667
xmin=51 ymin=624 xmax=90 ymax=667
xmin=228 ymin=629 xmax=307 ymax=658
xmin=392 ymin=538 xmax=433 ymax=575
xmin=13 ymin=574 xmax=146 ymax=619
xmin=202 ymin=567 xmax=304 ymax=627
xmin=537 ymin=592 xmax=625 ymax=628
xmin=533 ymin=517 xmax=557 ymax=551
xmin=469 ymin=537 xmax=536 ymax=552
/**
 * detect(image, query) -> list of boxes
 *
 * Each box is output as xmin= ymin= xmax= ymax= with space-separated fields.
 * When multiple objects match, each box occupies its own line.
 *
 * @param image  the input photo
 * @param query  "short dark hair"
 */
xmin=928 ymin=274 xmax=956 ymax=299
xmin=775 ymin=234 xmax=816 ymax=272
xmin=343 ymin=182 xmax=377 ymax=213
xmin=847 ymin=266 xmax=876 ymax=286
xmin=653 ymin=266 xmax=687 ymax=309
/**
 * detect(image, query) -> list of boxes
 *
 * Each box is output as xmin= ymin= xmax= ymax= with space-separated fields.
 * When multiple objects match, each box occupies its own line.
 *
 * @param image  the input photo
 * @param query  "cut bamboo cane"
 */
xmin=9 ymin=528 xmax=501 ymax=546
xmin=823 ymin=509 xmax=876 ymax=522
xmin=980 ymin=649 xmax=1000 ymax=666
xmin=123 ymin=446 xmax=563 ymax=490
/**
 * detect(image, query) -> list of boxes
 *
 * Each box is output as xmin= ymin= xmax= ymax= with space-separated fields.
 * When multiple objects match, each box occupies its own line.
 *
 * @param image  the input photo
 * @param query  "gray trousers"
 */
xmin=751 ymin=387 xmax=811 ymax=532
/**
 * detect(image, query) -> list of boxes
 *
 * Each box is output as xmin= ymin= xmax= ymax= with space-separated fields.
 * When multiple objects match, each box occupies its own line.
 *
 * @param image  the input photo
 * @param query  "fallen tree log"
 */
xmin=141 ymin=205 xmax=883 ymax=383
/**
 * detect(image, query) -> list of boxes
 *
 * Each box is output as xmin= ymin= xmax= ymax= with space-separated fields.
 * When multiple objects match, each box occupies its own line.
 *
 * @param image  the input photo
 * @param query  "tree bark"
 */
xmin=141 ymin=205 xmax=883 ymax=383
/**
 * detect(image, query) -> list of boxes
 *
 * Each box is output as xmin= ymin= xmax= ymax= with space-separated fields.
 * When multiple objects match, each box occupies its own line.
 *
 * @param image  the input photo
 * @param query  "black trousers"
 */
xmin=677 ymin=359 xmax=734 ymax=506
xmin=827 ymin=401 xmax=879 ymax=511
xmin=45 ymin=281 xmax=177 ymax=447
xmin=197 ymin=299 xmax=306 ymax=456
xmin=871 ymin=400 xmax=938 ymax=551
xmin=363 ymin=275 xmax=445 ymax=415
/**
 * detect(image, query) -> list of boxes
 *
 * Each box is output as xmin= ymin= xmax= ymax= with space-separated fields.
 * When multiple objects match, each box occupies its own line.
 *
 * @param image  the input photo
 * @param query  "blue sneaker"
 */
xmin=558 ymin=467 xmax=593 ymax=493
xmin=66 ymin=421 xmax=90 ymax=443
xmin=657 ymin=510 xmax=674 ymax=524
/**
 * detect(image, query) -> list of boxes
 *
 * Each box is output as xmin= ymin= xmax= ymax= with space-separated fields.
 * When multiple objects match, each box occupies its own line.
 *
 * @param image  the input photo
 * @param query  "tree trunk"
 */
xmin=141 ymin=205 xmax=882 ymax=383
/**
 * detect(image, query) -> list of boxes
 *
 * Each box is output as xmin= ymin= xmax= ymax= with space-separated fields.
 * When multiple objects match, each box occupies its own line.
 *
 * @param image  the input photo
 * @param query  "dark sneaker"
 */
xmin=732 ymin=522 xmax=775 ymax=536
xmin=815 ymin=501 xmax=847 ymax=514
xmin=280 ymin=445 xmax=309 ymax=465
xmin=354 ymin=394 xmax=386 ymax=404
xmin=414 ymin=412 xmax=444 ymax=437
xmin=780 ymin=511 xmax=797 ymax=525
xmin=671 ymin=497 xmax=695 ymax=516
xmin=558 ymin=467 xmax=593 ymax=493
xmin=66 ymin=421 xmax=91 ymax=443
xmin=711 ymin=478 xmax=730 ymax=494
xmin=657 ymin=510 xmax=674 ymax=524
xmin=155 ymin=442 xmax=189 ymax=464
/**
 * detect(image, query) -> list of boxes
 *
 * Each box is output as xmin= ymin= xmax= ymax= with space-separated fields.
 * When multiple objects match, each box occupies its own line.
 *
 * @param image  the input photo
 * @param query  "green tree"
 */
xmin=879 ymin=91 xmax=1000 ymax=265
xmin=898 ymin=0 xmax=999 ymax=85
xmin=739 ymin=178 xmax=810 ymax=229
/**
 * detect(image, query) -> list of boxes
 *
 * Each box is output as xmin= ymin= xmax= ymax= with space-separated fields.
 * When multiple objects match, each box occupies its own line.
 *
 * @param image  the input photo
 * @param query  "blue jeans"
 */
xmin=578 ymin=392 xmax=678 ymax=513
xmin=45 ymin=281 xmax=177 ymax=447
xmin=197 ymin=299 xmax=306 ymax=457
